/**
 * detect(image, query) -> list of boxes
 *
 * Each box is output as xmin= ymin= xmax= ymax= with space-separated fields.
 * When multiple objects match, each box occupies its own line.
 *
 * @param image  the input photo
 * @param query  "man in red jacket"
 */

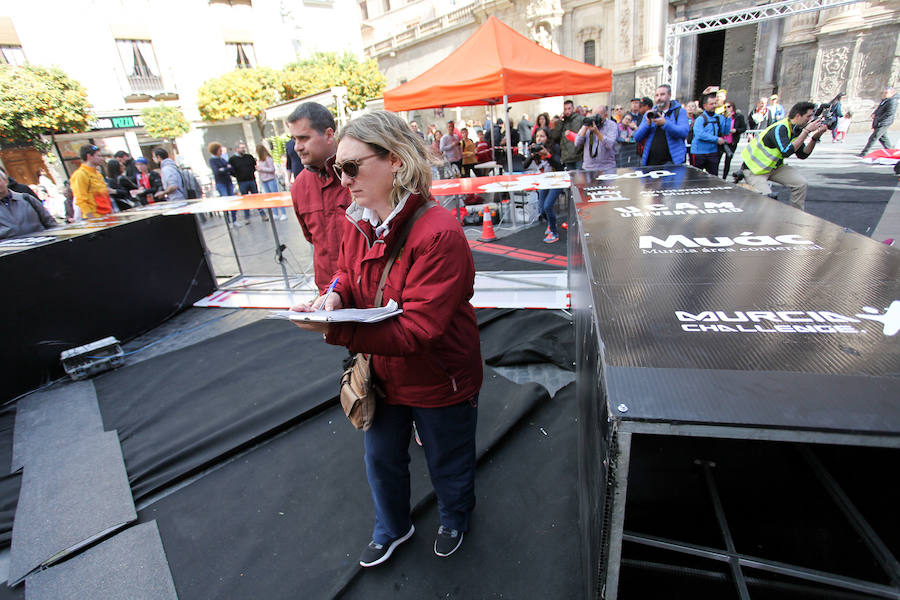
xmin=287 ymin=102 xmax=352 ymax=294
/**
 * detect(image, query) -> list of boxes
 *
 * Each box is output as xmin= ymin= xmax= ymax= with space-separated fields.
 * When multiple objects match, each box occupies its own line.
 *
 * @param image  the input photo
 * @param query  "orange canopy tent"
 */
xmin=383 ymin=16 xmax=612 ymax=111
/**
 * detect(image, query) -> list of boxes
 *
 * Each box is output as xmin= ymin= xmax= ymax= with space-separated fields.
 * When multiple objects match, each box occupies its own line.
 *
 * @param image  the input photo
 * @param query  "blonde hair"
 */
xmin=336 ymin=110 xmax=432 ymax=208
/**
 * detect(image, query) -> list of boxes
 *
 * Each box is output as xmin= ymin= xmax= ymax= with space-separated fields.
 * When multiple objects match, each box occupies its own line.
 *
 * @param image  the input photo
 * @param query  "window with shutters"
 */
xmin=226 ymin=42 xmax=256 ymax=69
xmin=115 ymin=39 xmax=163 ymax=92
xmin=584 ymin=40 xmax=595 ymax=66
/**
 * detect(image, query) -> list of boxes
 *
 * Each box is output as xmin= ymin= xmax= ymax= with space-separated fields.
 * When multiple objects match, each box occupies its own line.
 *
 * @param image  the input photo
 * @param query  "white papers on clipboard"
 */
xmin=269 ymin=299 xmax=403 ymax=324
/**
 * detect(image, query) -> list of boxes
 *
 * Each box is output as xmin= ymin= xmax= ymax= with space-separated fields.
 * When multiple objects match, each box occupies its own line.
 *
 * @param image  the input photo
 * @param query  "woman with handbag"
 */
xmin=290 ymin=110 xmax=482 ymax=568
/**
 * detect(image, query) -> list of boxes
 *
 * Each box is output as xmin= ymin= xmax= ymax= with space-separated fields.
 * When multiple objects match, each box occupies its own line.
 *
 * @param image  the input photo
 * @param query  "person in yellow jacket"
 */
xmin=739 ymin=101 xmax=827 ymax=211
xmin=70 ymin=144 xmax=113 ymax=218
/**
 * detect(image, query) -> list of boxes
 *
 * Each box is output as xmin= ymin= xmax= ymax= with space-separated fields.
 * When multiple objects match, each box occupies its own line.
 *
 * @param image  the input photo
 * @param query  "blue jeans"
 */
xmin=364 ymin=395 xmax=478 ymax=544
xmin=538 ymin=188 xmax=561 ymax=235
xmin=238 ymin=179 xmax=264 ymax=219
xmin=216 ymin=181 xmax=237 ymax=223
xmin=260 ymin=178 xmax=286 ymax=217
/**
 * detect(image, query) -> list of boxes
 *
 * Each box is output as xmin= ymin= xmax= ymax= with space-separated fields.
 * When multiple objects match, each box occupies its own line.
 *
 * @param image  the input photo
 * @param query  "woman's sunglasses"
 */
xmin=333 ymin=154 xmax=378 ymax=179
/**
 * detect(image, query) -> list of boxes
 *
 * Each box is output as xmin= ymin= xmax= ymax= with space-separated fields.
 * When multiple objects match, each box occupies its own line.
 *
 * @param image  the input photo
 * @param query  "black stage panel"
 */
xmin=570 ymin=166 xmax=900 ymax=599
xmin=138 ymin=367 xmax=549 ymax=600
xmin=0 ymin=405 xmax=21 ymax=548
xmin=0 ymin=211 xmax=215 ymax=402
xmin=94 ymin=319 xmax=347 ymax=502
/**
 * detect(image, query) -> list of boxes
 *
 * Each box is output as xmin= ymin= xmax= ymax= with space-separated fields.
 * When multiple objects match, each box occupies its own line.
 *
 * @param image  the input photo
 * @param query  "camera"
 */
xmin=529 ymin=142 xmax=546 ymax=153
xmin=645 ymin=111 xmax=660 ymax=120
xmin=814 ymin=92 xmax=843 ymax=130
xmin=583 ymin=115 xmax=605 ymax=128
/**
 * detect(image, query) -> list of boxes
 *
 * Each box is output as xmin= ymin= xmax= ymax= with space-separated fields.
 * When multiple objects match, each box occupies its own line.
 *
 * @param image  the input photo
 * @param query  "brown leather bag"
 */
xmin=339 ymin=200 xmax=435 ymax=430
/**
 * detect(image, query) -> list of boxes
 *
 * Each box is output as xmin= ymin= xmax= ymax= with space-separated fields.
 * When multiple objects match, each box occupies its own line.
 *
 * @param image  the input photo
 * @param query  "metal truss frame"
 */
xmin=664 ymin=0 xmax=864 ymax=97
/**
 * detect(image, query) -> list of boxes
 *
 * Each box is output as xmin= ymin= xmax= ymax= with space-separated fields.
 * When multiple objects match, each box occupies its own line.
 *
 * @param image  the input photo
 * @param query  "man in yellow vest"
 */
xmin=740 ymin=101 xmax=827 ymax=211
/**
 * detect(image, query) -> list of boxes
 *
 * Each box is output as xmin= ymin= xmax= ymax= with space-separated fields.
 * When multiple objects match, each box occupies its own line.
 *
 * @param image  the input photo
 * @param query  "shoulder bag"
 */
xmin=339 ymin=199 xmax=436 ymax=430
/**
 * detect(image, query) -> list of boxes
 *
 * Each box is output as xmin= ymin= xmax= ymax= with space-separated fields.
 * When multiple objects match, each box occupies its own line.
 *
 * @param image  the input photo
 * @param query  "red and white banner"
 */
xmin=167 ymin=172 xmax=572 ymax=214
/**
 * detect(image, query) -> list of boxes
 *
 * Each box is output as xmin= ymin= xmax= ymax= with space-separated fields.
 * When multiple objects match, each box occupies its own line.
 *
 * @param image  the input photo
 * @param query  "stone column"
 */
xmin=637 ymin=0 xmax=665 ymax=66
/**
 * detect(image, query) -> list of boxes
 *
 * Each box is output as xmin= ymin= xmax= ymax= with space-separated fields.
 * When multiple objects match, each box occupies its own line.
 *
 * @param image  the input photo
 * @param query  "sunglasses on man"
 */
xmin=332 ymin=154 xmax=378 ymax=179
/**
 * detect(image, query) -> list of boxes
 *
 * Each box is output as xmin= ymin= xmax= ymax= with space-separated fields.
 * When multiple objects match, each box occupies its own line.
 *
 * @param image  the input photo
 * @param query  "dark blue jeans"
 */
xmin=364 ymin=395 xmax=478 ymax=544
xmin=538 ymin=188 xmax=562 ymax=235
xmin=237 ymin=179 xmax=264 ymax=219
xmin=216 ymin=181 xmax=237 ymax=223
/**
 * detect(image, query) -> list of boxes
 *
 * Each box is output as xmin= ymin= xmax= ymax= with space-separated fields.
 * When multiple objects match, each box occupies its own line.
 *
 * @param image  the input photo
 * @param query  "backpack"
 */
xmin=178 ymin=167 xmax=203 ymax=200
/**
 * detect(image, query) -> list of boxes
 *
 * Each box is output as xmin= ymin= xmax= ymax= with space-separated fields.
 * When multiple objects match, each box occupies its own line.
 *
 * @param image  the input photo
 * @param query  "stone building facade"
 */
xmin=362 ymin=0 xmax=898 ymax=128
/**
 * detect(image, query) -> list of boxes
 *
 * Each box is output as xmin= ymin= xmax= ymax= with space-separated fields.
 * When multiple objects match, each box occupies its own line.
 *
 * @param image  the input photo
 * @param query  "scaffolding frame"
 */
xmin=664 ymin=0 xmax=864 ymax=97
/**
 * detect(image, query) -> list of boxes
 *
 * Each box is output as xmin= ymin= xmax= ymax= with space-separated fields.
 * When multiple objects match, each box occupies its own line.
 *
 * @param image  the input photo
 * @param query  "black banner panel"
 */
xmin=570 ymin=166 xmax=900 ymax=600
xmin=0 ymin=210 xmax=215 ymax=402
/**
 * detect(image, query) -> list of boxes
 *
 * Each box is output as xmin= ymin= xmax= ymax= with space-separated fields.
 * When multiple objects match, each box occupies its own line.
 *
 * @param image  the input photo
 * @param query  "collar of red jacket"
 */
xmin=347 ymin=192 xmax=427 ymax=245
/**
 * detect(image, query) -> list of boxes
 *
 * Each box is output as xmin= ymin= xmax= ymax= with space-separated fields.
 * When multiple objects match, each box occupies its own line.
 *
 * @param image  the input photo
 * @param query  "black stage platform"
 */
xmin=0 ymin=205 xmax=216 ymax=403
xmin=570 ymin=166 xmax=900 ymax=599
xmin=4 ymin=310 xmax=581 ymax=599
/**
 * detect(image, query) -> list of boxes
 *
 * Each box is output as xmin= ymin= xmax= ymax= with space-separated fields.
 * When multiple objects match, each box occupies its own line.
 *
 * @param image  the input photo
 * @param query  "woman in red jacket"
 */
xmin=291 ymin=110 xmax=482 ymax=568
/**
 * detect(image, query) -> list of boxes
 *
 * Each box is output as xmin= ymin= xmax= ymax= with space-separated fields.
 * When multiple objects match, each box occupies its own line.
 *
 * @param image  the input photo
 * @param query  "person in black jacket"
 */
xmin=104 ymin=159 xmax=133 ymax=211
xmin=133 ymin=157 xmax=161 ymax=206
xmin=722 ymin=100 xmax=748 ymax=179
xmin=228 ymin=142 xmax=266 ymax=223
xmin=859 ymin=86 xmax=897 ymax=156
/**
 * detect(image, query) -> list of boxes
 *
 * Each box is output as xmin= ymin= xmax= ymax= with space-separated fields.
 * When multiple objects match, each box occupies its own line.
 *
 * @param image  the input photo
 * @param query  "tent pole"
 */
xmin=503 ymin=95 xmax=513 ymax=175
xmin=503 ymin=94 xmax=516 ymax=226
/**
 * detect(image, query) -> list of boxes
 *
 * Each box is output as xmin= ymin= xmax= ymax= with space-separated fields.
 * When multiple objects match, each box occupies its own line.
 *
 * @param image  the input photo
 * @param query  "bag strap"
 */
xmin=373 ymin=198 xmax=436 ymax=308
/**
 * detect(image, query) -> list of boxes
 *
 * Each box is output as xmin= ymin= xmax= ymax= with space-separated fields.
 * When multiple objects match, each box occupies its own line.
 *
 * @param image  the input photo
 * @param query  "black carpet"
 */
xmin=340 ymin=382 xmax=581 ymax=599
xmin=137 ymin=367 xmax=552 ymax=600
xmin=469 ymin=223 xmax=568 ymax=272
xmin=477 ymin=308 xmax=575 ymax=370
xmin=93 ymin=319 xmax=347 ymax=502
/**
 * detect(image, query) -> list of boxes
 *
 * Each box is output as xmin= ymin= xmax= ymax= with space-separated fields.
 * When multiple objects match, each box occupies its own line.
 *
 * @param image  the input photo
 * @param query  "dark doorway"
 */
xmin=693 ymin=30 xmax=725 ymax=102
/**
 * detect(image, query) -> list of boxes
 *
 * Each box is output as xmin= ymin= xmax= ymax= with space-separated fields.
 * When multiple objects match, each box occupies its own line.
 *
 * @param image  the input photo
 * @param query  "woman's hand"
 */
xmin=289 ymin=292 xmax=343 ymax=334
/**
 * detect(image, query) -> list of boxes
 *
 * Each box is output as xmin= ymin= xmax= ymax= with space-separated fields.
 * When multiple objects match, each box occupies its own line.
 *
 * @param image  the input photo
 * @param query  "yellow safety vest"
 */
xmin=741 ymin=118 xmax=793 ymax=175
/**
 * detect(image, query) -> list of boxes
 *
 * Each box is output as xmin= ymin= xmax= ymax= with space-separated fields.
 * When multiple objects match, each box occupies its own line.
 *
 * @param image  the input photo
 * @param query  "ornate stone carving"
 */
xmin=533 ymin=21 xmax=553 ymax=50
xmin=526 ymin=0 xmax=563 ymax=52
xmin=578 ymin=26 xmax=601 ymax=44
xmin=618 ymin=1 xmax=632 ymax=58
xmin=636 ymin=73 xmax=657 ymax=97
xmin=817 ymin=45 xmax=849 ymax=99
xmin=856 ymin=34 xmax=894 ymax=99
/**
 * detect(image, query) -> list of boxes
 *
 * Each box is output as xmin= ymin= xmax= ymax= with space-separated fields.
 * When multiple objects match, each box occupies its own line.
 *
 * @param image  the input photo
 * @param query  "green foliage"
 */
xmin=197 ymin=67 xmax=282 ymax=130
xmin=281 ymin=51 xmax=386 ymax=111
xmin=0 ymin=64 xmax=91 ymax=150
xmin=141 ymin=105 xmax=190 ymax=141
xmin=268 ymin=134 xmax=289 ymax=166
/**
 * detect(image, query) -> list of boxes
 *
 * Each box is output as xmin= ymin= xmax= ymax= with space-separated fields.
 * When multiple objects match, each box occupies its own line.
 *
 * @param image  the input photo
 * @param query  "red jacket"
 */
xmin=291 ymin=155 xmax=352 ymax=294
xmin=326 ymin=193 xmax=483 ymax=408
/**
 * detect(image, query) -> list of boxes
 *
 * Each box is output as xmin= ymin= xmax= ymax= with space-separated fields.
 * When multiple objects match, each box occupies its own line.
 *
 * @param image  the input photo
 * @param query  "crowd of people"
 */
xmin=2 ymin=84 xmax=896 ymax=242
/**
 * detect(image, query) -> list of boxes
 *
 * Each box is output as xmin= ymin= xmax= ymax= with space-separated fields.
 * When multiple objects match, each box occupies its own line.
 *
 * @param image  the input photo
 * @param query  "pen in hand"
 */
xmin=319 ymin=276 xmax=339 ymax=311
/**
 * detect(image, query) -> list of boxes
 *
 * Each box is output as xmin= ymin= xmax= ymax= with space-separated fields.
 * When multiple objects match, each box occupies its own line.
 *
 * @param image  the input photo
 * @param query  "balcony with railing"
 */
xmin=364 ymin=0 xmax=491 ymax=58
xmin=127 ymin=73 xmax=164 ymax=93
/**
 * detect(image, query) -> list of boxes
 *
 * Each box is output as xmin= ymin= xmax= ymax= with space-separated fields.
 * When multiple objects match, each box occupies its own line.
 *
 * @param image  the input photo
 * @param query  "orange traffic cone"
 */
xmin=478 ymin=205 xmax=498 ymax=242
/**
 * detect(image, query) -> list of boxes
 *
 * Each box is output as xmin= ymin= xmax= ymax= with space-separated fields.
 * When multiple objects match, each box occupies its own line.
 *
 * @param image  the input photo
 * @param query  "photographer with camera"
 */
xmin=575 ymin=106 xmax=619 ymax=172
xmin=739 ymin=101 xmax=827 ymax=211
xmin=551 ymin=100 xmax=585 ymax=170
xmin=691 ymin=93 xmax=730 ymax=176
xmin=633 ymin=84 xmax=690 ymax=166
xmin=524 ymin=128 xmax=564 ymax=244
